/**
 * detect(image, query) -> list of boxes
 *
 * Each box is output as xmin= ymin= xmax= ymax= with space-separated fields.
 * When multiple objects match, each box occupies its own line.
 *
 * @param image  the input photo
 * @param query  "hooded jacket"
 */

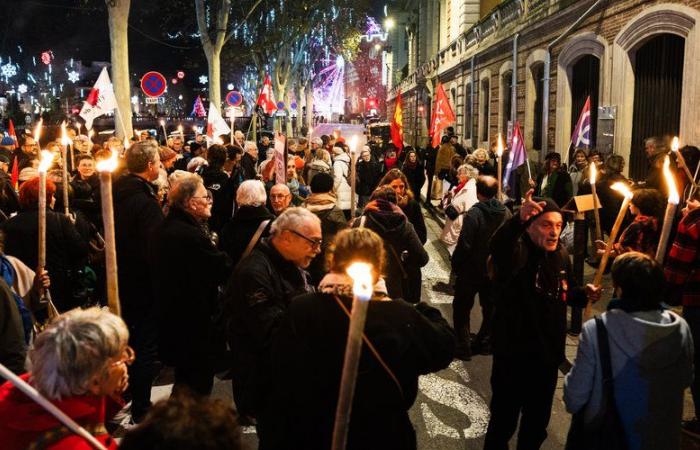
xmin=355 ymin=201 xmax=429 ymax=300
xmin=306 ymin=159 xmax=332 ymax=186
xmin=332 ymin=151 xmax=354 ymax=210
xmin=564 ymin=309 xmax=693 ymax=450
xmin=303 ymin=193 xmax=348 ymax=285
xmin=356 ymin=158 xmax=384 ymax=196
xmin=452 ymin=198 xmax=511 ymax=285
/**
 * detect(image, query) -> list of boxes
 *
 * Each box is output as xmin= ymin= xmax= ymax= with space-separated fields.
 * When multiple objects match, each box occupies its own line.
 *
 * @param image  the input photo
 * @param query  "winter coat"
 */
xmin=332 ymin=152 xmax=354 ymax=211
xmin=401 ymin=199 xmax=427 ymax=244
xmin=452 ymin=199 xmax=511 ymax=285
xmin=69 ymin=174 xmax=101 ymax=228
xmin=258 ymin=273 xmax=455 ymax=450
xmin=240 ymin=152 xmax=258 ymax=181
xmin=150 ymin=207 xmax=232 ymax=368
xmin=219 ymin=205 xmax=274 ymax=264
xmin=0 ymin=170 xmax=19 ymax=219
xmin=568 ymin=163 xmax=587 ymax=196
xmin=489 ymin=215 xmax=588 ymax=366
xmin=222 ymin=238 xmax=315 ymax=416
xmin=440 ymin=178 xmax=478 ymax=252
xmin=434 ymin=143 xmax=455 ymax=178
xmin=0 ymin=277 xmax=25 ymax=382
xmin=303 ymin=193 xmax=348 ymax=285
xmin=0 ymin=373 xmax=120 ymax=450
xmin=355 ymin=202 xmax=429 ymax=300
xmin=201 ymin=166 xmax=235 ymax=233
xmin=2 ymin=208 xmax=88 ymax=311
xmin=305 ymin=159 xmax=332 ymax=186
xmin=564 ymin=309 xmax=693 ymax=450
xmin=535 ymin=169 xmax=573 ymax=209
xmin=401 ymin=160 xmax=426 ymax=200
xmin=356 ymin=159 xmax=384 ymax=197
xmin=113 ymin=174 xmax=164 ymax=322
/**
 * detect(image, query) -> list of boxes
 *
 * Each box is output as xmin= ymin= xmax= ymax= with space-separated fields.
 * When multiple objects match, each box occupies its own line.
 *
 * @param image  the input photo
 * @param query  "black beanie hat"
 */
xmin=525 ymin=197 xmax=565 ymax=227
xmin=310 ymin=172 xmax=334 ymax=194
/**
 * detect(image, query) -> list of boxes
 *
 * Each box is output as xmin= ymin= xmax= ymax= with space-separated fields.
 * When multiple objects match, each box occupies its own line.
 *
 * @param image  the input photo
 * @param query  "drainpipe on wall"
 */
xmin=511 ymin=33 xmax=519 ymax=132
xmin=471 ymin=55 xmax=476 ymax=146
xmin=541 ymin=0 xmax=608 ymax=155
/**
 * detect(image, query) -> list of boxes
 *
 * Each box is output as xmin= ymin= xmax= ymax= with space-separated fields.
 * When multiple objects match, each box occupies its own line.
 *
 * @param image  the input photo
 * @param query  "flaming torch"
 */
xmin=96 ymin=150 xmax=121 ymax=316
xmin=671 ymin=136 xmax=699 ymax=195
xmin=332 ymin=262 xmax=374 ymax=450
xmin=655 ymin=155 xmax=680 ymax=264
xmin=33 ymin=118 xmax=43 ymax=148
xmin=37 ymin=150 xmax=53 ymax=302
xmin=349 ymin=135 xmax=359 ymax=219
xmin=60 ymin=122 xmax=71 ymax=216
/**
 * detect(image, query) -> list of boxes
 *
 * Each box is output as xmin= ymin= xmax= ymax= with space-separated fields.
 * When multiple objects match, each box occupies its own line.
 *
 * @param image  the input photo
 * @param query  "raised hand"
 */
xmin=519 ymin=189 xmax=546 ymax=223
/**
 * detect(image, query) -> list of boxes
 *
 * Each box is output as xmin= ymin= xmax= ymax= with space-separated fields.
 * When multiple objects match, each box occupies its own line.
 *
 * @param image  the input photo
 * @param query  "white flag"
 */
xmin=79 ymin=67 xmax=117 ymax=130
xmin=206 ymin=102 xmax=231 ymax=139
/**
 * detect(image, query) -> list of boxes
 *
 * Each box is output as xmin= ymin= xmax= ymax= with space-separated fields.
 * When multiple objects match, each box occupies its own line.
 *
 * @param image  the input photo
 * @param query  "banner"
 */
xmin=430 ymin=83 xmax=456 ymax=148
xmin=274 ymin=133 xmax=286 ymax=184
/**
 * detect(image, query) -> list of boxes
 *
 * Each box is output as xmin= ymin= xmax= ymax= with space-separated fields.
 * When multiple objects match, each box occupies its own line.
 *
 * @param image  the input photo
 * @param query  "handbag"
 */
xmin=565 ymin=316 xmax=628 ymax=450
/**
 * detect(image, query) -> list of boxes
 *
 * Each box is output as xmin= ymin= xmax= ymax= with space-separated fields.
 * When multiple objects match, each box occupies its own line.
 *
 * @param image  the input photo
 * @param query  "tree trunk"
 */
xmin=206 ymin=47 xmax=222 ymax=109
xmin=305 ymin=78 xmax=314 ymax=133
xmin=294 ymin=83 xmax=303 ymax=137
xmin=107 ymin=0 xmax=132 ymax=139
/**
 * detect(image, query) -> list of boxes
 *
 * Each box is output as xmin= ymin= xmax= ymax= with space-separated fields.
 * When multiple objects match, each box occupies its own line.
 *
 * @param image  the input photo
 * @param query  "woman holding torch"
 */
xmin=257 ymin=228 xmax=455 ymax=450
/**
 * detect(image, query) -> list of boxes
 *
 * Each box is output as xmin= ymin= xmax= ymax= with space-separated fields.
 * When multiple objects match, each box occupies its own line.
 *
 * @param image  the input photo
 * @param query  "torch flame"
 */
xmin=123 ymin=137 xmax=130 ymax=151
xmin=662 ymin=155 xmax=680 ymax=205
xmin=38 ymin=150 xmax=53 ymax=173
xmin=590 ymin=162 xmax=597 ymax=185
xmin=60 ymin=121 xmax=70 ymax=147
xmin=349 ymin=135 xmax=359 ymax=154
xmin=347 ymin=262 xmax=373 ymax=301
xmin=671 ymin=136 xmax=680 ymax=153
xmin=496 ymin=134 xmax=504 ymax=157
xmin=159 ymin=119 xmax=165 ymax=127
xmin=610 ymin=182 xmax=633 ymax=200
xmin=96 ymin=150 xmax=119 ymax=173
xmin=33 ymin=118 xmax=43 ymax=143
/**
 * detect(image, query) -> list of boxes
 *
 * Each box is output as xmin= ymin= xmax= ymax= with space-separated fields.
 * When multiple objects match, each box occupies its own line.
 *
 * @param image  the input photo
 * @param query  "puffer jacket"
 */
xmin=332 ymin=152 xmax=354 ymax=211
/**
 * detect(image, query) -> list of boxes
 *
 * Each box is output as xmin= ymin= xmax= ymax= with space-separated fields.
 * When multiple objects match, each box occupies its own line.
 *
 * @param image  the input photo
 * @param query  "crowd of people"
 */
xmin=0 ymin=121 xmax=697 ymax=450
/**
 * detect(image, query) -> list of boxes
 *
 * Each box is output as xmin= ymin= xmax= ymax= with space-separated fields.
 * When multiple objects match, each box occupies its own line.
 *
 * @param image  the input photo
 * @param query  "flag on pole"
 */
xmin=566 ymin=96 xmax=592 ymax=164
xmin=7 ymin=120 xmax=18 ymax=149
xmin=79 ymin=67 xmax=117 ymax=130
xmin=504 ymin=121 xmax=528 ymax=190
xmin=206 ymin=102 xmax=231 ymax=139
xmin=430 ymin=83 xmax=456 ymax=148
xmin=191 ymin=96 xmax=207 ymax=117
xmin=256 ymin=74 xmax=277 ymax=115
xmin=10 ymin=156 xmax=18 ymax=192
xmin=390 ymin=91 xmax=404 ymax=152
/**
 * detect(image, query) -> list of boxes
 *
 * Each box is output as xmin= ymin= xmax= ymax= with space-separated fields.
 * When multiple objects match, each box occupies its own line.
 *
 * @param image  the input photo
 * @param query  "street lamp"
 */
xmin=384 ymin=17 xmax=395 ymax=31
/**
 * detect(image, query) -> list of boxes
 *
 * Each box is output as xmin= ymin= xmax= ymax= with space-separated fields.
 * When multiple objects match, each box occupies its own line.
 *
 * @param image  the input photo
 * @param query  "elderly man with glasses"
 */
xmin=223 ymin=207 xmax=321 ymax=423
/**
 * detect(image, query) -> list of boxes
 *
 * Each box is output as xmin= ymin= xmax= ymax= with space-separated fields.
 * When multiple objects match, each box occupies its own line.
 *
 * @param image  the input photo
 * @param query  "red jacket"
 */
xmin=665 ymin=208 xmax=700 ymax=306
xmin=0 ymin=373 xmax=120 ymax=450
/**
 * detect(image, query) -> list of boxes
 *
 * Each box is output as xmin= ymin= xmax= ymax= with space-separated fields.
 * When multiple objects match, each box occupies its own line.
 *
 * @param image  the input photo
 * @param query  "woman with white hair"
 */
xmin=440 ymin=164 xmax=479 ymax=254
xmin=332 ymin=146 xmax=354 ymax=218
xmin=219 ymin=179 xmax=275 ymax=264
xmin=0 ymin=307 xmax=130 ymax=449
xmin=151 ymin=174 xmax=232 ymax=396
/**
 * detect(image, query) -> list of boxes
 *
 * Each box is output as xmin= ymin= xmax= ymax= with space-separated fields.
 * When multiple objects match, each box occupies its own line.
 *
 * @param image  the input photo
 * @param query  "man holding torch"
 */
xmin=484 ymin=190 xmax=601 ymax=450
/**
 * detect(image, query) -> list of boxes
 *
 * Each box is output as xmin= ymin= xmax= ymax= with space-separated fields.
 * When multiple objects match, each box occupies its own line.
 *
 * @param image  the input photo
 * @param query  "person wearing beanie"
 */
xmin=0 ymin=136 xmax=15 ymax=161
xmin=302 ymin=172 xmax=347 ymax=284
xmin=483 ymin=190 xmax=601 ymax=450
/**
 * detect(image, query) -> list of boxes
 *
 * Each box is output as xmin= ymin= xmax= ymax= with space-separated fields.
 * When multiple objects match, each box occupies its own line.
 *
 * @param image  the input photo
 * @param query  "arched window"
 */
xmin=481 ymin=77 xmax=490 ymax=143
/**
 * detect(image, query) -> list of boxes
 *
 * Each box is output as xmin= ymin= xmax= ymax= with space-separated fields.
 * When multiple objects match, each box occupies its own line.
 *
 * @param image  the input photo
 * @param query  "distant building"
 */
xmin=345 ymin=19 xmax=390 ymax=119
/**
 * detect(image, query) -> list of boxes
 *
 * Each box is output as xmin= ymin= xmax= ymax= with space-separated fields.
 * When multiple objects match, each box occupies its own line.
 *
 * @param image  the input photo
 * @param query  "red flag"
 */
xmin=7 ymin=120 xmax=18 ymax=149
xmin=10 ymin=156 xmax=18 ymax=192
xmin=390 ymin=90 xmax=404 ymax=152
xmin=430 ymin=83 xmax=456 ymax=148
xmin=256 ymin=74 xmax=277 ymax=115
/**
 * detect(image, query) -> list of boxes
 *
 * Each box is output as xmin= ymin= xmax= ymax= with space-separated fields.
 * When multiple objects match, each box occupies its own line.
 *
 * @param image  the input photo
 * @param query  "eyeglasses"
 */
xmin=110 ymin=346 xmax=135 ymax=368
xmin=192 ymin=190 xmax=213 ymax=203
xmin=288 ymin=229 xmax=323 ymax=250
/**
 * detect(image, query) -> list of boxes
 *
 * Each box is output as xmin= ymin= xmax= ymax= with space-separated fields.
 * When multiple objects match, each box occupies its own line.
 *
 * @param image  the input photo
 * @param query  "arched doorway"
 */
xmin=629 ymin=34 xmax=685 ymax=180
xmin=569 ymin=55 xmax=600 ymax=158
xmin=531 ymin=63 xmax=545 ymax=151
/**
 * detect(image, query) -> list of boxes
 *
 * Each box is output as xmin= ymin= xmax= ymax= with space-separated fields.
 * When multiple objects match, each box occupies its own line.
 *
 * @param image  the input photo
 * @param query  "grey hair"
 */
xmin=236 ymin=179 xmax=267 ymax=207
xmin=458 ymin=163 xmax=479 ymax=179
xmin=125 ymin=140 xmax=160 ymax=173
xmin=270 ymin=207 xmax=320 ymax=237
xmin=27 ymin=307 xmax=129 ymax=400
xmin=168 ymin=173 xmax=203 ymax=209
xmin=244 ymin=141 xmax=257 ymax=153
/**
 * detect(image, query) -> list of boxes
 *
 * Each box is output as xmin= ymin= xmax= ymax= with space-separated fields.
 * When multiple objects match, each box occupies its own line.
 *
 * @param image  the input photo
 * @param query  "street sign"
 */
xmin=145 ymin=97 xmax=158 ymax=104
xmin=141 ymin=71 xmax=167 ymax=97
xmin=276 ymin=101 xmax=285 ymax=110
xmin=226 ymin=90 xmax=243 ymax=107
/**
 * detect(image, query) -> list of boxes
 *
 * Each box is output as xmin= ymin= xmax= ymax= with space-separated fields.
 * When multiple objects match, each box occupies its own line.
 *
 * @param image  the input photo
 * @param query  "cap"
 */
xmin=311 ymin=137 xmax=323 ymax=146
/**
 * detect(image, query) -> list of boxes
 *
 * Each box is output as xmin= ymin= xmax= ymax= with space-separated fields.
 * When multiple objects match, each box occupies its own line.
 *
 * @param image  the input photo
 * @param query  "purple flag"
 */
xmin=504 ymin=122 xmax=527 ymax=190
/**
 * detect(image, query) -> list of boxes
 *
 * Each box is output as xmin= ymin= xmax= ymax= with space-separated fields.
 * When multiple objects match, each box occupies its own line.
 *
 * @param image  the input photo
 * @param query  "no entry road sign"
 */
xmin=141 ymin=71 xmax=167 ymax=97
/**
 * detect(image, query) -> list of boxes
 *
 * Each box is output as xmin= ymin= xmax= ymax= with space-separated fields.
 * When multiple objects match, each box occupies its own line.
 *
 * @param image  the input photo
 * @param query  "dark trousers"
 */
xmin=126 ymin=313 xmax=159 ymax=422
xmin=684 ymin=306 xmax=700 ymax=414
xmin=173 ymin=365 xmax=214 ymax=397
xmin=453 ymin=280 xmax=493 ymax=340
xmin=484 ymin=356 xmax=559 ymax=450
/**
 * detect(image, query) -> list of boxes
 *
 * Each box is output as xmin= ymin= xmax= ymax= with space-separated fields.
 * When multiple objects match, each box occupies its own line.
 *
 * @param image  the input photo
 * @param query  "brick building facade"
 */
xmin=387 ymin=0 xmax=700 ymax=180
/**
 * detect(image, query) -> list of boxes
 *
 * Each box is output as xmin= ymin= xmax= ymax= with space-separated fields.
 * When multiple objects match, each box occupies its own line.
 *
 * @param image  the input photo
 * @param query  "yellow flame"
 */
xmin=33 ymin=118 xmax=43 ymax=143
xmin=662 ymin=155 xmax=680 ymax=205
xmin=671 ymin=136 xmax=680 ymax=153
xmin=123 ymin=137 xmax=130 ymax=151
xmin=88 ymin=129 xmax=94 ymax=139
xmin=349 ymin=135 xmax=359 ymax=154
xmin=308 ymin=127 xmax=313 ymax=136
xmin=610 ymin=182 xmax=633 ymax=199
xmin=496 ymin=134 xmax=504 ymax=157
xmin=76 ymin=122 xmax=82 ymax=133
xmin=96 ymin=150 xmax=119 ymax=173
xmin=347 ymin=262 xmax=373 ymax=301
xmin=60 ymin=121 xmax=70 ymax=147
xmin=590 ymin=163 xmax=598 ymax=185
xmin=38 ymin=150 xmax=53 ymax=173
xmin=159 ymin=119 xmax=165 ymax=126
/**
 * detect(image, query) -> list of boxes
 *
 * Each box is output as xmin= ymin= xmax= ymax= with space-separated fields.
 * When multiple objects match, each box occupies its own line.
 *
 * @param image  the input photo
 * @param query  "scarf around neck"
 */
xmin=319 ymin=272 xmax=390 ymax=300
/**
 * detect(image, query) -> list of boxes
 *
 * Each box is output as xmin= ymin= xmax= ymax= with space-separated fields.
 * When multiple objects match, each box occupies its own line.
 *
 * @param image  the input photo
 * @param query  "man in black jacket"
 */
xmin=241 ymin=141 xmax=259 ymax=181
xmin=451 ymin=176 xmax=510 ymax=360
xmin=223 ymin=207 xmax=321 ymax=419
xmin=201 ymin=144 xmax=235 ymax=234
xmin=113 ymin=140 xmax=164 ymax=422
xmin=483 ymin=190 xmax=600 ymax=450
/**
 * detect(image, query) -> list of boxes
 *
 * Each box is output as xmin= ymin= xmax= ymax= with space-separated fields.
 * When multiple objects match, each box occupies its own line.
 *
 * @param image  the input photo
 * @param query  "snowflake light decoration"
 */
xmin=199 ymin=75 xmax=208 ymax=85
xmin=1 ymin=63 xmax=18 ymax=79
xmin=67 ymin=70 xmax=80 ymax=83
xmin=17 ymin=84 xmax=28 ymax=94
